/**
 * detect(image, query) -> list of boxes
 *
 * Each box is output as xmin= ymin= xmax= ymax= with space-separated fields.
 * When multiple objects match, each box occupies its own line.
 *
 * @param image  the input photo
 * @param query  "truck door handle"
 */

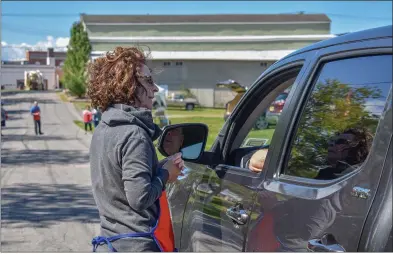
xmin=226 ymin=204 xmax=249 ymax=225
xmin=308 ymin=234 xmax=345 ymax=252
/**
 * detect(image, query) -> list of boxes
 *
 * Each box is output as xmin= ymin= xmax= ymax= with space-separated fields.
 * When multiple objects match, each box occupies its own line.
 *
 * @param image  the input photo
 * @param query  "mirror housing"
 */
xmin=158 ymin=123 xmax=208 ymax=162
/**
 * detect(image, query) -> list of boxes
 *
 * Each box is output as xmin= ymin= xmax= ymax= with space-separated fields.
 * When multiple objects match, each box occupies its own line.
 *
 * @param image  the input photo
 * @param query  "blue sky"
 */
xmin=1 ymin=1 xmax=392 ymax=46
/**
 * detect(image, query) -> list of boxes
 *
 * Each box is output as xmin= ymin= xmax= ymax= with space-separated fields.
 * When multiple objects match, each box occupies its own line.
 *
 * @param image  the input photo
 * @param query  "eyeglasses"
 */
xmin=137 ymin=74 xmax=155 ymax=87
xmin=328 ymin=137 xmax=360 ymax=149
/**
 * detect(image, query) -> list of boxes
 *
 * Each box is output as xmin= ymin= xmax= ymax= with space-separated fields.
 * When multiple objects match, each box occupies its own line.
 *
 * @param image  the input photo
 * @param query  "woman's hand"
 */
xmin=162 ymin=153 xmax=184 ymax=183
xmin=158 ymin=153 xmax=184 ymax=170
xmin=158 ymin=158 xmax=169 ymax=169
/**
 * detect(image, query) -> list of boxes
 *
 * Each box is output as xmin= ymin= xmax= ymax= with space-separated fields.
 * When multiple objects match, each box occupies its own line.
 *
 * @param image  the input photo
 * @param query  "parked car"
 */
xmin=217 ymin=80 xmax=291 ymax=129
xmin=265 ymin=90 xmax=290 ymax=125
xmin=159 ymin=25 xmax=392 ymax=252
xmin=167 ymin=93 xmax=199 ymax=110
xmin=216 ymin=79 xmax=247 ymax=121
xmin=152 ymin=84 xmax=171 ymax=127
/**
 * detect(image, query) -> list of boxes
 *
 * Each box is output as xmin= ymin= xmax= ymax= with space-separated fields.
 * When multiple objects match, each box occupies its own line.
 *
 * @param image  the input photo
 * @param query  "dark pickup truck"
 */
xmin=157 ymin=25 xmax=392 ymax=252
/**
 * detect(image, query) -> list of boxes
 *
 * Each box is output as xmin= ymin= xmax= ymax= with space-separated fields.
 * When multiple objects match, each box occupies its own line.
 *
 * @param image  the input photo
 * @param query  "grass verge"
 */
xmin=72 ymin=105 xmax=275 ymax=160
xmin=73 ymin=120 xmax=95 ymax=133
xmin=74 ymin=101 xmax=91 ymax=112
xmin=56 ymin=91 xmax=69 ymax=102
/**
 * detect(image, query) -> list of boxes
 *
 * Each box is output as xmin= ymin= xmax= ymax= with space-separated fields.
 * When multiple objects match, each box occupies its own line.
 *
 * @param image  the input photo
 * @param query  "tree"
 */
xmin=287 ymin=79 xmax=382 ymax=177
xmin=63 ymin=21 xmax=91 ymax=98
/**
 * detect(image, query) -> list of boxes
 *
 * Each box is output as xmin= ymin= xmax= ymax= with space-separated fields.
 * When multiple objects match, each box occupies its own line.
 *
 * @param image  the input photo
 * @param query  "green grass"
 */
xmin=164 ymin=106 xmax=223 ymax=117
xmin=56 ymin=91 xmax=69 ymax=102
xmin=246 ymin=128 xmax=276 ymax=145
xmin=71 ymin=103 xmax=275 ymax=160
xmin=73 ymin=120 xmax=95 ymax=133
xmin=153 ymin=115 xmax=226 ymax=161
xmin=74 ymin=101 xmax=91 ymax=112
xmin=162 ymin=116 xmax=225 ymax=150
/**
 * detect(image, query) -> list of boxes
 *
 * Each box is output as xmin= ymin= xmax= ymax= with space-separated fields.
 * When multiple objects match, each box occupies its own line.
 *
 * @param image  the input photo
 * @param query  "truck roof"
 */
xmin=283 ymin=25 xmax=392 ymax=60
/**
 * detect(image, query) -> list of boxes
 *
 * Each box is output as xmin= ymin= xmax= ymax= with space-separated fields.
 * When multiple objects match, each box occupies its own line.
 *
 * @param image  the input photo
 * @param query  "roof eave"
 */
xmin=89 ymin=34 xmax=335 ymax=43
xmin=84 ymin=21 xmax=331 ymax=26
xmin=90 ymin=50 xmax=295 ymax=61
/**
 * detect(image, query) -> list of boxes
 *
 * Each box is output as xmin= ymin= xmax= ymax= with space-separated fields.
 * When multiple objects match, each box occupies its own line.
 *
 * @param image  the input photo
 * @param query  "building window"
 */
xmin=163 ymin=62 xmax=171 ymax=66
xmin=260 ymin=62 xmax=268 ymax=67
xmin=176 ymin=61 xmax=183 ymax=66
xmin=35 ymin=61 xmax=41 ymax=65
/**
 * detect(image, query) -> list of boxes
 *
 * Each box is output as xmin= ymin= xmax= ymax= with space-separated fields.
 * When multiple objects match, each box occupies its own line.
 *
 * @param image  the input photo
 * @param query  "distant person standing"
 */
xmin=83 ymin=105 xmax=93 ymax=134
xmin=1 ymin=102 xmax=8 ymax=136
xmin=91 ymin=107 xmax=102 ymax=127
xmin=30 ymin=101 xmax=43 ymax=135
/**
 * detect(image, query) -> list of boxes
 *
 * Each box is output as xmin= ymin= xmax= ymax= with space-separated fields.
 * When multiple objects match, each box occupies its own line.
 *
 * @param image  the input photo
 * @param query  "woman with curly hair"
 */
xmin=88 ymin=46 xmax=183 ymax=252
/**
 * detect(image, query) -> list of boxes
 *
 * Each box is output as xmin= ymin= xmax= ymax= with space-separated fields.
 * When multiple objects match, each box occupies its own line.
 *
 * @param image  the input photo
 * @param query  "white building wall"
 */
xmin=1 ymin=65 xmax=57 ymax=90
xmin=151 ymin=59 xmax=272 ymax=107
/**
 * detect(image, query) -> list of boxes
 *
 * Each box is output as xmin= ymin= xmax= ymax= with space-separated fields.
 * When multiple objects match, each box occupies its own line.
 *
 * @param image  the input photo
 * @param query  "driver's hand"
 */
xmin=249 ymin=149 xmax=268 ymax=172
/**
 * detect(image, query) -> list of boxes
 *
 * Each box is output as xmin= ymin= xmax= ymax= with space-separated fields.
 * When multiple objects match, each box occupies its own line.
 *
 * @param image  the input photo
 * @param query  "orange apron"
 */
xmin=33 ymin=112 xmax=40 ymax=121
xmin=154 ymin=191 xmax=176 ymax=251
xmin=247 ymin=212 xmax=280 ymax=252
xmin=92 ymin=191 xmax=177 ymax=252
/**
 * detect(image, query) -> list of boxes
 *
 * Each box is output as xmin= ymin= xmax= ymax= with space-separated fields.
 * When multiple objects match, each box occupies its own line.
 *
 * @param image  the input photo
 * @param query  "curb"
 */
xmin=65 ymin=102 xmax=83 ymax=121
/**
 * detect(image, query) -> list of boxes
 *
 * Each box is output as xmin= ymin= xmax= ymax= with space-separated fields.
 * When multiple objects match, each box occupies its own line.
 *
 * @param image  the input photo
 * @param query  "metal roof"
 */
xmin=90 ymin=50 xmax=295 ymax=61
xmin=81 ymin=13 xmax=331 ymax=24
xmin=88 ymin=34 xmax=335 ymax=43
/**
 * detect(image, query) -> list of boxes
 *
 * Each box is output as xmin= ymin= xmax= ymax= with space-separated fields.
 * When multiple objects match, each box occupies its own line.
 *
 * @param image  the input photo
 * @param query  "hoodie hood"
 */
xmin=102 ymin=104 xmax=162 ymax=140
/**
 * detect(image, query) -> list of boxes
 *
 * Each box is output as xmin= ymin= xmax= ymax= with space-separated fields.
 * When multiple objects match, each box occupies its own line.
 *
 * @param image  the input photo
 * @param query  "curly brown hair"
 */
xmin=342 ymin=127 xmax=373 ymax=165
xmin=87 ymin=46 xmax=149 ymax=111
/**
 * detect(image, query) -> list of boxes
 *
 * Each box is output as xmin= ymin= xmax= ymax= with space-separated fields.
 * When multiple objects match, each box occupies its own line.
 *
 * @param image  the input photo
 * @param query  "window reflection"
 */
xmin=286 ymin=55 xmax=392 ymax=179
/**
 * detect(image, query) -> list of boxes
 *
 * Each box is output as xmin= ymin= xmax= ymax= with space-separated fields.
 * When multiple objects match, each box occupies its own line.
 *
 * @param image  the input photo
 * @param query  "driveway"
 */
xmin=1 ymin=91 xmax=99 ymax=252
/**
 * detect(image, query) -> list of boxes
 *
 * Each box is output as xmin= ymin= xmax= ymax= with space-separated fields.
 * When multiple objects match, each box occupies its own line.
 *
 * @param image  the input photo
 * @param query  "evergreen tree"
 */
xmin=63 ymin=21 xmax=91 ymax=97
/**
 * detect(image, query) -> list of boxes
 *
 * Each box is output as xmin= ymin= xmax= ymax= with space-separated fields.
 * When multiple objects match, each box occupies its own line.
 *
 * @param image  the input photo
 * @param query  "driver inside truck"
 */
xmin=247 ymin=128 xmax=372 ymax=179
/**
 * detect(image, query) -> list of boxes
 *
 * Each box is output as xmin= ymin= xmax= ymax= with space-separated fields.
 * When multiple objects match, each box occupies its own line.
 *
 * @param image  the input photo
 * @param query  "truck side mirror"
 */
xmin=158 ymin=123 xmax=208 ymax=161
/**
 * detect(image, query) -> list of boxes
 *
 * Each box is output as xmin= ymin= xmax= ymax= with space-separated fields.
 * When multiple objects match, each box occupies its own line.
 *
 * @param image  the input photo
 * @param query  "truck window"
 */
xmin=241 ymin=81 xmax=295 ymax=148
xmin=284 ymin=55 xmax=392 ymax=180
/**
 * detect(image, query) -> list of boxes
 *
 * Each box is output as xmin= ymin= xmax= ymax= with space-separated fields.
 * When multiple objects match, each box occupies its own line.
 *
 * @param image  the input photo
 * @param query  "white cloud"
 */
xmin=55 ymin=37 xmax=70 ymax=48
xmin=1 ymin=36 xmax=69 ymax=61
xmin=1 ymin=47 xmax=26 ymax=61
xmin=365 ymin=98 xmax=387 ymax=116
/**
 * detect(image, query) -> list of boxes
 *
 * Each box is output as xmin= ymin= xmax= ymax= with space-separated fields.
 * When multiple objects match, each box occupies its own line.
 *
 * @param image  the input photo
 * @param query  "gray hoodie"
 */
xmin=90 ymin=104 xmax=169 ymax=252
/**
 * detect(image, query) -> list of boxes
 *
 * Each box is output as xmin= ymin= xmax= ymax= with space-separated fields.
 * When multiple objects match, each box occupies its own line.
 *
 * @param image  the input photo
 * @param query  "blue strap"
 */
xmin=92 ymin=236 xmax=117 ymax=252
xmin=92 ymin=208 xmax=162 ymax=252
xmin=92 ymin=232 xmax=154 ymax=252
xmin=91 ymin=196 xmax=174 ymax=252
